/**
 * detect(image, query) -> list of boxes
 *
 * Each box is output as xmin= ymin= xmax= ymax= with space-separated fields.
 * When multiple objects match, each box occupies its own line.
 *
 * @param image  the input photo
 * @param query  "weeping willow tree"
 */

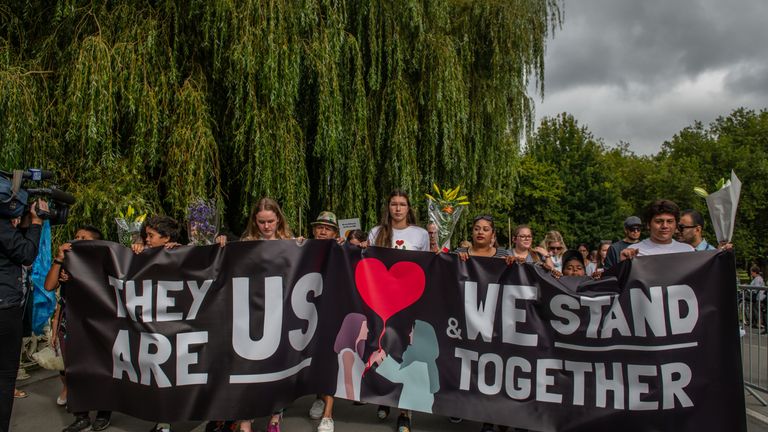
xmin=0 ymin=0 xmax=560 ymax=242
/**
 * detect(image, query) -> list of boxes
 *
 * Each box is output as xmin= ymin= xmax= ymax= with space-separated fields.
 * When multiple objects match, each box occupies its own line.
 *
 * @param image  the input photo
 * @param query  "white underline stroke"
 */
xmin=229 ymin=358 xmax=313 ymax=384
xmin=554 ymin=342 xmax=698 ymax=352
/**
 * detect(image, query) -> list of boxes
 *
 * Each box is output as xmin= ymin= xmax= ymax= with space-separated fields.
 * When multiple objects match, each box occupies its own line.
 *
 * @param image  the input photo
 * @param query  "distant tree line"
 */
xmin=1 ymin=1 xmax=765 ymax=267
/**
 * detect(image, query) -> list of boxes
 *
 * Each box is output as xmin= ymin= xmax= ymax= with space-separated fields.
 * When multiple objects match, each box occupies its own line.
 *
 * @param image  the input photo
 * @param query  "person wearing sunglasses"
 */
xmin=677 ymin=209 xmax=716 ymax=251
xmin=621 ymin=199 xmax=694 ymax=261
xmin=539 ymin=231 xmax=566 ymax=272
xmin=603 ymin=216 xmax=643 ymax=270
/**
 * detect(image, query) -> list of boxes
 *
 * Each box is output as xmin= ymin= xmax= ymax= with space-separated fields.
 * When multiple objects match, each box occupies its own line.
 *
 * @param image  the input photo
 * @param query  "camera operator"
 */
xmin=0 ymin=200 xmax=46 ymax=432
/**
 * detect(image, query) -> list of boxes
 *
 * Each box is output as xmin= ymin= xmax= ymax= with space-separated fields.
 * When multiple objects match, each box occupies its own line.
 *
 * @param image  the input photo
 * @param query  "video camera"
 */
xmin=0 ymin=169 xmax=75 ymax=225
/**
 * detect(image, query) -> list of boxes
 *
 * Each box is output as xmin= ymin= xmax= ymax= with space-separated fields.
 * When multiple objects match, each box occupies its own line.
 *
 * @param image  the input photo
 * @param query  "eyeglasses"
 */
xmin=516 ymin=235 xmax=532 ymax=239
xmin=677 ymin=224 xmax=699 ymax=231
xmin=627 ymin=226 xmax=642 ymax=232
xmin=548 ymin=246 xmax=564 ymax=251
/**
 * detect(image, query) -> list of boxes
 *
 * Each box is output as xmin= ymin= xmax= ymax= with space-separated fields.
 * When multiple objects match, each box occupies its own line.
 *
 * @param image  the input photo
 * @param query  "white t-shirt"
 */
xmin=627 ymin=238 xmax=694 ymax=256
xmin=368 ymin=225 xmax=430 ymax=251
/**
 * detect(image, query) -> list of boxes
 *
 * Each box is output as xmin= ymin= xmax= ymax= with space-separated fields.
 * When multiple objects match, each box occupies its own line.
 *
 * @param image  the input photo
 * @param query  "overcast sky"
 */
xmin=533 ymin=0 xmax=768 ymax=155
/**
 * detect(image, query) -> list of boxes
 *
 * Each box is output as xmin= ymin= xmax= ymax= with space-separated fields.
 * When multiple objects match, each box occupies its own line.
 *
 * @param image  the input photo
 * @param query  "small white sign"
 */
xmin=339 ymin=218 xmax=362 ymax=240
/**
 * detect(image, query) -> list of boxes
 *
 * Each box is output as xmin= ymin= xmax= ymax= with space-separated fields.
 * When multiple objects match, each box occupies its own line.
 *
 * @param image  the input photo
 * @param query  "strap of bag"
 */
xmin=12 ymin=170 xmax=23 ymax=195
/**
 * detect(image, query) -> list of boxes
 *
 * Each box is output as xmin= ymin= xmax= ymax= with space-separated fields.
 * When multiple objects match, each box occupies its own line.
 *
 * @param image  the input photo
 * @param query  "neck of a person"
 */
xmin=471 ymin=243 xmax=494 ymax=255
xmin=392 ymin=220 xmax=408 ymax=230
xmin=623 ymin=237 xmax=639 ymax=243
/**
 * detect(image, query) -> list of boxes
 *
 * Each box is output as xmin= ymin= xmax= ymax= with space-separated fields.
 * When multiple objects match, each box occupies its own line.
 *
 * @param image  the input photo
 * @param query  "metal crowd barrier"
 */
xmin=738 ymin=283 xmax=768 ymax=406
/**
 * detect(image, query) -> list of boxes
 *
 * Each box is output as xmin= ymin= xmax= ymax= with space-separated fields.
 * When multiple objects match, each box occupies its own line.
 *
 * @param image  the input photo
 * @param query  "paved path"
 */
xmin=10 ymin=369 xmax=488 ymax=432
xmin=10 ymin=367 xmax=768 ymax=432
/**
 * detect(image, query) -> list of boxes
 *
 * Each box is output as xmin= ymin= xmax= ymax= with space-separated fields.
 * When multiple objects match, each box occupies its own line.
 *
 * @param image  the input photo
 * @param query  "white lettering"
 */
xmin=138 ymin=333 xmax=172 ymax=388
xmin=501 ymin=285 xmax=538 ymax=346
xmin=156 ymin=281 xmax=184 ymax=322
xmin=289 ymin=273 xmax=323 ymax=351
xmin=176 ymin=332 xmax=209 ymax=386
xmin=232 ymin=277 xmax=283 ymax=360
xmin=464 ymin=282 xmax=500 ymax=342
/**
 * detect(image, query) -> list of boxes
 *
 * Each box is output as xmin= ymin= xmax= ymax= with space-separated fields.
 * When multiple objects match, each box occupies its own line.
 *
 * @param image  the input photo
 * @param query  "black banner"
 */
xmin=63 ymin=240 xmax=746 ymax=432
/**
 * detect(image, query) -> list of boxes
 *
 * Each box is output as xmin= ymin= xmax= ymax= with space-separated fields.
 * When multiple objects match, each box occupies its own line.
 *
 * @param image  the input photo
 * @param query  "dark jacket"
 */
xmin=0 ymin=219 xmax=42 ymax=308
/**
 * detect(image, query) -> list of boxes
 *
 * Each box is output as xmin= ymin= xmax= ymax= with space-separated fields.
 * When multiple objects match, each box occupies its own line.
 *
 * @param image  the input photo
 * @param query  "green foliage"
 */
xmin=524 ymin=113 xmax=621 ymax=247
xmin=509 ymin=155 xmax=565 ymax=242
xmin=12 ymin=1 xmax=766 ymax=269
xmin=658 ymin=108 xmax=768 ymax=266
xmin=0 ymin=0 xmax=560 ymax=241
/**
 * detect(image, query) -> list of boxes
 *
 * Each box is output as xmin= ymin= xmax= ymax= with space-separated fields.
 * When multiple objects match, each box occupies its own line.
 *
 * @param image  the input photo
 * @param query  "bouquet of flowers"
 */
xmin=115 ymin=206 xmax=147 ymax=247
xmin=426 ymin=184 xmax=470 ymax=252
xmin=693 ymin=170 xmax=741 ymax=243
xmin=187 ymin=198 xmax=218 ymax=246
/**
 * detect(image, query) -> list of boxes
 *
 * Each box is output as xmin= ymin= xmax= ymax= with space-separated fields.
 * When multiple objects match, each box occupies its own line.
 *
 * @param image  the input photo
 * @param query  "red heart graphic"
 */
xmin=395 ymin=240 xmax=405 ymax=246
xmin=354 ymin=258 xmax=426 ymax=323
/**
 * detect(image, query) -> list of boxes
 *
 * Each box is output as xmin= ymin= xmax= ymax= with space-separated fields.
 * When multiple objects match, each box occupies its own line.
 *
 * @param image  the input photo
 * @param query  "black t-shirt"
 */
xmin=604 ymin=239 xmax=638 ymax=270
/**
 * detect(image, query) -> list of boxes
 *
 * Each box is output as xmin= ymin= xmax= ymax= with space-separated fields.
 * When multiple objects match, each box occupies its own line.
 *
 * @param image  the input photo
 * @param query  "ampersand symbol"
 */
xmin=446 ymin=317 xmax=462 ymax=340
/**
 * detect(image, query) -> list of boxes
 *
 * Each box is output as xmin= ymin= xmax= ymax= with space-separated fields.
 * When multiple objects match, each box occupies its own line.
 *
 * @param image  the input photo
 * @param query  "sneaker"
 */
xmin=317 ymin=417 xmax=334 ymax=432
xmin=449 ymin=417 xmax=463 ymax=423
xmin=16 ymin=368 xmax=30 ymax=381
xmin=62 ymin=417 xmax=91 ymax=432
xmin=309 ymin=398 xmax=325 ymax=420
xmin=91 ymin=417 xmax=111 ymax=431
xmin=376 ymin=405 xmax=390 ymax=420
xmin=396 ymin=414 xmax=411 ymax=432
xmin=150 ymin=424 xmax=171 ymax=432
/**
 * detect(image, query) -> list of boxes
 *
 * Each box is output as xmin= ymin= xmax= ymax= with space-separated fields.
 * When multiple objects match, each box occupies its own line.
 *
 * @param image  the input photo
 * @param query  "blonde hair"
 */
xmin=242 ymin=197 xmax=293 ymax=240
xmin=540 ymin=230 xmax=567 ymax=252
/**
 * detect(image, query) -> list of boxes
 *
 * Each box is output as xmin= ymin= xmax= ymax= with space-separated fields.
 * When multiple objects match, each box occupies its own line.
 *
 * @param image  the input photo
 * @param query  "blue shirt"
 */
xmin=695 ymin=239 xmax=716 ymax=251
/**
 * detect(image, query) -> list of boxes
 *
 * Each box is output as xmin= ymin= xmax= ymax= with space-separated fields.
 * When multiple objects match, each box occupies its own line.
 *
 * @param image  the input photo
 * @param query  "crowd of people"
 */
xmin=1 ymin=190 xmax=736 ymax=432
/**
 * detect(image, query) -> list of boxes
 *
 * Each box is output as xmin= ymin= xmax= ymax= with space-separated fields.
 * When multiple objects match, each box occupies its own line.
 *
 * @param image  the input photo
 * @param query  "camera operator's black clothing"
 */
xmin=0 ymin=219 xmax=41 ymax=432
xmin=0 ymin=219 xmax=41 ymax=307
xmin=0 ymin=306 xmax=23 ymax=432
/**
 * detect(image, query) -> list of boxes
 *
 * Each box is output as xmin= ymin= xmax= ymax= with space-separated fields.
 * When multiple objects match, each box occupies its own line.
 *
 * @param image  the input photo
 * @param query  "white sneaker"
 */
xmin=317 ymin=418 xmax=334 ymax=432
xmin=309 ymin=398 xmax=325 ymax=420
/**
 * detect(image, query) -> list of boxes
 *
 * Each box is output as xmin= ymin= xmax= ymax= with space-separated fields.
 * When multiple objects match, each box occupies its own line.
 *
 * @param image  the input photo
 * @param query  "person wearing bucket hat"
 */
xmin=307 ymin=210 xmax=343 ymax=432
xmin=311 ymin=211 xmax=339 ymax=239
xmin=604 ymin=215 xmax=643 ymax=270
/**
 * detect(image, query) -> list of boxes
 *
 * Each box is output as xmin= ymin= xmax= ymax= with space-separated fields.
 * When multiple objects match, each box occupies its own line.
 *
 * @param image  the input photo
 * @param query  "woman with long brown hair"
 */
xmin=365 ymin=190 xmax=429 ymax=431
xmin=368 ymin=190 xmax=429 ymax=252
xmin=241 ymin=197 xmax=293 ymax=241
xmin=237 ymin=198 xmax=292 ymax=432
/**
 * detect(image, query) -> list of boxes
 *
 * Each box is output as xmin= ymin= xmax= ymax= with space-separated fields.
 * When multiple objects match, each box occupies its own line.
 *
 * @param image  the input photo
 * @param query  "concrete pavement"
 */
xmin=10 ymin=368 xmax=489 ymax=432
xmin=10 ymin=366 xmax=768 ymax=431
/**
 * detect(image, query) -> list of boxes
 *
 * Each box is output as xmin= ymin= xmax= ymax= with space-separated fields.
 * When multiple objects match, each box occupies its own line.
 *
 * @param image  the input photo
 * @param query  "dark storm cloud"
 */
xmin=534 ymin=0 xmax=768 ymax=154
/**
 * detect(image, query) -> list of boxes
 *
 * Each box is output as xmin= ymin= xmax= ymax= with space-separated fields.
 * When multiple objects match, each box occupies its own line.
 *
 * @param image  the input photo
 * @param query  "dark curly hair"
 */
xmin=644 ymin=199 xmax=680 ymax=224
